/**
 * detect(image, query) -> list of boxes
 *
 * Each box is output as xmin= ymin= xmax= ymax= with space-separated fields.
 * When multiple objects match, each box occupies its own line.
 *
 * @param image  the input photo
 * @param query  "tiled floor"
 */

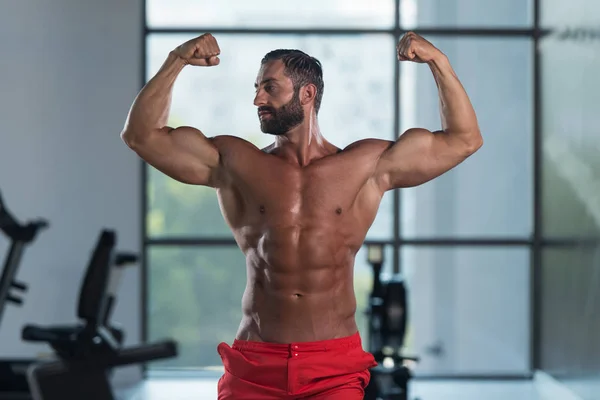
xmin=118 ymin=377 xmax=543 ymax=400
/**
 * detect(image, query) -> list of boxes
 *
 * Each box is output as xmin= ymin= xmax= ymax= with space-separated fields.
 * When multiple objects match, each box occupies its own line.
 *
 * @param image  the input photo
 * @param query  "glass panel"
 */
xmin=400 ymin=0 xmax=532 ymax=29
xmin=147 ymin=0 xmax=395 ymax=29
xmin=541 ymin=34 xmax=600 ymax=238
xmin=400 ymin=37 xmax=533 ymax=238
xmin=147 ymin=246 xmax=247 ymax=368
xmin=147 ymin=169 xmax=232 ymax=238
xmin=541 ymin=0 xmax=600 ymax=28
xmin=146 ymin=33 xmax=395 ymax=239
xmin=147 ymin=244 xmax=391 ymax=369
xmin=540 ymin=245 xmax=600 ymax=400
xmin=401 ymin=246 xmax=530 ymax=375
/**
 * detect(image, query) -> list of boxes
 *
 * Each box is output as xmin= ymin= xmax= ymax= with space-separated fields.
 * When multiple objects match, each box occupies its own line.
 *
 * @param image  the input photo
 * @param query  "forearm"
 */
xmin=122 ymin=52 xmax=187 ymax=142
xmin=429 ymin=55 xmax=481 ymax=144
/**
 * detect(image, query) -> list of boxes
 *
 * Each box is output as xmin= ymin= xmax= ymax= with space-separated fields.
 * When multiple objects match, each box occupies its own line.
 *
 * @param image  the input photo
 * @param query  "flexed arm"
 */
xmin=121 ymin=33 xmax=223 ymax=187
xmin=375 ymin=32 xmax=483 ymax=191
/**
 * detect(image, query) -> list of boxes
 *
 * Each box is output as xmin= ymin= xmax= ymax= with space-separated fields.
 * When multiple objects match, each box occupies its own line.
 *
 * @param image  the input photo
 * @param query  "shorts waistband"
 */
xmin=232 ymin=331 xmax=363 ymax=354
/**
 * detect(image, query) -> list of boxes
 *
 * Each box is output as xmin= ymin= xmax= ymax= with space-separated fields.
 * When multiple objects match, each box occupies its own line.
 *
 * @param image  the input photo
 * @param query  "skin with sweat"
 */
xmin=121 ymin=33 xmax=483 ymax=344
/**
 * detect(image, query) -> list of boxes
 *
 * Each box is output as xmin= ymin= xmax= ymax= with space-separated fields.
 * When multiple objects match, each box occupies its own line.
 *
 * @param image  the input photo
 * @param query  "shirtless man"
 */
xmin=121 ymin=32 xmax=482 ymax=399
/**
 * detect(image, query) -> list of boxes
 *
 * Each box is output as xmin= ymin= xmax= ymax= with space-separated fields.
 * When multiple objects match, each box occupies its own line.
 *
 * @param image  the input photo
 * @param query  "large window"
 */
xmin=538 ymin=9 xmax=600 ymax=397
xmin=143 ymin=0 xmax=549 ymax=378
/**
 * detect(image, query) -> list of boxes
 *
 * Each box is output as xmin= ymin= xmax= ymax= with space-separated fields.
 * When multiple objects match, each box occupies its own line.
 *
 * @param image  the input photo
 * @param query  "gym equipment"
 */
xmin=21 ymin=230 xmax=135 ymax=359
xmin=0 ymin=190 xmax=48 ymax=398
xmin=22 ymin=229 xmax=178 ymax=400
xmin=0 ymin=190 xmax=48 ymax=327
xmin=364 ymin=244 xmax=419 ymax=400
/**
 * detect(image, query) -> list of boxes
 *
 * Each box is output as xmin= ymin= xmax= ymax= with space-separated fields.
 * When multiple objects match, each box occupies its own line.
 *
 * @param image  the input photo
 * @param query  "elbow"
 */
xmin=120 ymin=127 xmax=133 ymax=146
xmin=120 ymin=128 xmax=144 ymax=150
xmin=464 ymin=131 xmax=483 ymax=155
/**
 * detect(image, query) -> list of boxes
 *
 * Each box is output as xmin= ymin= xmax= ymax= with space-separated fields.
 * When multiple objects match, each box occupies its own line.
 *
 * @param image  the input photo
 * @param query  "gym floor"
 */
xmin=116 ymin=378 xmax=543 ymax=400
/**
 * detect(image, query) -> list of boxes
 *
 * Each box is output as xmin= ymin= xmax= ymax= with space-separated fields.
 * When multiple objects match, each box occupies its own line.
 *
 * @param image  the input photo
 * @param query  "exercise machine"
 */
xmin=21 ymin=230 xmax=135 ymax=359
xmin=364 ymin=244 xmax=419 ymax=400
xmin=0 ymin=190 xmax=48 ymax=398
xmin=0 ymin=190 xmax=49 ymax=326
xmin=22 ymin=229 xmax=178 ymax=400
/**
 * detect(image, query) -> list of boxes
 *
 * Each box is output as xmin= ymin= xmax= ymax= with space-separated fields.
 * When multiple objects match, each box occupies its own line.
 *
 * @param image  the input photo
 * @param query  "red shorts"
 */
xmin=217 ymin=332 xmax=378 ymax=399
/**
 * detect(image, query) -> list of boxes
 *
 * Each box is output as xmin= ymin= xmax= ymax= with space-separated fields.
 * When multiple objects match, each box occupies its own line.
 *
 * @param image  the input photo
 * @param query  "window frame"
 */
xmin=140 ymin=0 xmax=560 ymax=379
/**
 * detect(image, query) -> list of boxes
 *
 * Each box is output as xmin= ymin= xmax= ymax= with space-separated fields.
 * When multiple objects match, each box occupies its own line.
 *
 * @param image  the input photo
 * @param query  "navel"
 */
xmin=259 ymin=205 xmax=266 ymax=214
xmin=336 ymin=207 xmax=343 ymax=215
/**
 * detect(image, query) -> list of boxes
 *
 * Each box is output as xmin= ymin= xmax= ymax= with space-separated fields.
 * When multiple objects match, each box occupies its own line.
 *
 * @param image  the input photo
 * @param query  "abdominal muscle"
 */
xmin=234 ymin=226 xmax=360 ymax=343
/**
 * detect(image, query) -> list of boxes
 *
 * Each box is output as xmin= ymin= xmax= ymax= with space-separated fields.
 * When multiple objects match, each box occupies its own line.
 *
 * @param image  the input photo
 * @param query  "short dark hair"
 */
xmin=261 ymin=49 xmax=324 ymax=113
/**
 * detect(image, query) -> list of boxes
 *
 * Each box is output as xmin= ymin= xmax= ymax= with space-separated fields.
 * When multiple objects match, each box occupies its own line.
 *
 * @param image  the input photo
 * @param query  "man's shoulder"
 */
xmin=342 ymin=138 xmax=394 ymax=155
xmin=210 ymin=135 xmax=264 ymax=152
xmin=209 ymin=135 xmax=275 ymax=169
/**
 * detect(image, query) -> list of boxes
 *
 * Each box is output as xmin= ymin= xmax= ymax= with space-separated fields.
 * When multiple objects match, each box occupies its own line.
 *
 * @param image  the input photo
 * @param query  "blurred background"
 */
xmin=1 ymin=0 xmax=599 ymax=399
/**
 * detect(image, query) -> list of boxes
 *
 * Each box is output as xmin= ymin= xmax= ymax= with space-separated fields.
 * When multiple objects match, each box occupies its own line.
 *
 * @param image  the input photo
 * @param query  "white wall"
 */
xmin=0 ymin=0 xmax=143 ymax=385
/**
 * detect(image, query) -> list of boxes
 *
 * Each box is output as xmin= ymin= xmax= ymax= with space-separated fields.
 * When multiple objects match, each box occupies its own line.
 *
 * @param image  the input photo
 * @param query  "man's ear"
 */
xmin=300 ymin=84 xmax=317 ymax=107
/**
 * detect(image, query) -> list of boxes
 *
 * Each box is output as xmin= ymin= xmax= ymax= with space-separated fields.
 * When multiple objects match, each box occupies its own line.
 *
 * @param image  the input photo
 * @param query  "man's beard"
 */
xmin=258 ymin=91 xmax=305 ymax=136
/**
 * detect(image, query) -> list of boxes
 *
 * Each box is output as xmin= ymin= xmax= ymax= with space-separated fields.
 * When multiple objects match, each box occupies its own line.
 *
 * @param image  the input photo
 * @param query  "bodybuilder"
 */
xmin=121 ymin=32 xmax=482 ymax=399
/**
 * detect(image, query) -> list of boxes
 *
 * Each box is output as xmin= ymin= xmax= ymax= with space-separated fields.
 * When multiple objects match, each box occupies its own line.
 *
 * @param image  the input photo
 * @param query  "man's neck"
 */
xmin=273 ymin=115 xmax=334 ymax=167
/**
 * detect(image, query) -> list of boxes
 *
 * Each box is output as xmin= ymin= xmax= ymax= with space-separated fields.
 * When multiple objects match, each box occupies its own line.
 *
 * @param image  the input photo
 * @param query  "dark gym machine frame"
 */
xmin=22 ymin=230 xmax=178 ymax=400
xmin=140 ymin=0 xmax=597 ymax=381
xmin=0 ymin=192 xmax=48 ymax=326
xmin=364 ymin=243 xmax=419 ymax=400
xmin=0 ymin=191 xmax=48 ymax=398
xmin=0 ymin=192 xmax=178 ymax=398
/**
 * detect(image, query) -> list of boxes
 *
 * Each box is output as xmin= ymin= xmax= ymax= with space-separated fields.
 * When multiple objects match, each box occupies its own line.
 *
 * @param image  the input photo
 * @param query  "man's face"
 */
xmin=254 ymin=60 xmax=304 ymax=136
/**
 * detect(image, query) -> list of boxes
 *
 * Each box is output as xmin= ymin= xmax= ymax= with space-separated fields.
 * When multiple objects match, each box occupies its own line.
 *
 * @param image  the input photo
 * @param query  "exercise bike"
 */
xmin=0 ymin=190 xmax=48 ymax=399
xmin=21 ymin=230 xmax=136 ymax=360
xmin=364 ymin=244 xmax=419 ymax=400
xmin=21 ymin=229 xmax=178 ymax=400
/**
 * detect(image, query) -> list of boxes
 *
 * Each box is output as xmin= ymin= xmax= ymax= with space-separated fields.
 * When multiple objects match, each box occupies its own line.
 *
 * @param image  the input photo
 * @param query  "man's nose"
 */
xmin=253 ymin=89 xmax=267 ymax=107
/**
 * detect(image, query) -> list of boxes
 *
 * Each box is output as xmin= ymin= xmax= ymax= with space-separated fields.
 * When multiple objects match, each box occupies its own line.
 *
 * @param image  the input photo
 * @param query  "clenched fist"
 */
xmin=397 ymin=32 xmax=444 ymax=64
xmin=173 ymin=33 xmax=221 ymax=66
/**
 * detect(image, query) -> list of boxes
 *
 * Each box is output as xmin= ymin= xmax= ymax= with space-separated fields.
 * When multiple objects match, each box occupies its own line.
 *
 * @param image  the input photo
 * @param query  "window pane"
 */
xmin=147 ymin=246 xmax=246 ymax=368
xmin=400 ymin=37 xmax=533 ymax=238
xmin=401 ymin=246 xmax=530 ymax=375
xmin=147 ymin=170 xmax=233 ymax=238
xmin=541 ymin=0 xmax=600 ymax=27
xmin=146 ymin=33 xmax=395 ymax=239
xmin=147 ymin=244 xmax=389 ymax=369
xmin=541 ymin=34 xmax=600 ymax=239
xmin=540 ymin=245 xmax=600 ymax=400
xmin=147 ymin=0 xmax=395 ymax=29
xmin=400 ymin=0 xmax=532 ymax=28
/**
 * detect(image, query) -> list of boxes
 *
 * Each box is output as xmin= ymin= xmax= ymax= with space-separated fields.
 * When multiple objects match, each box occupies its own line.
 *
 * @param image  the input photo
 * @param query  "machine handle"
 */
xmin=7 ymin=295 xmax=23 ymax=305
xmin=11 ymin=280 xmax=28 ymax=291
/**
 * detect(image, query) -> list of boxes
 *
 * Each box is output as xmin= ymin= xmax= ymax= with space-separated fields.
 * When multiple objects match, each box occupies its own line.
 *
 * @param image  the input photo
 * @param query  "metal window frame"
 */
xmin=139 ymin=0 xmax=556 ymax=379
